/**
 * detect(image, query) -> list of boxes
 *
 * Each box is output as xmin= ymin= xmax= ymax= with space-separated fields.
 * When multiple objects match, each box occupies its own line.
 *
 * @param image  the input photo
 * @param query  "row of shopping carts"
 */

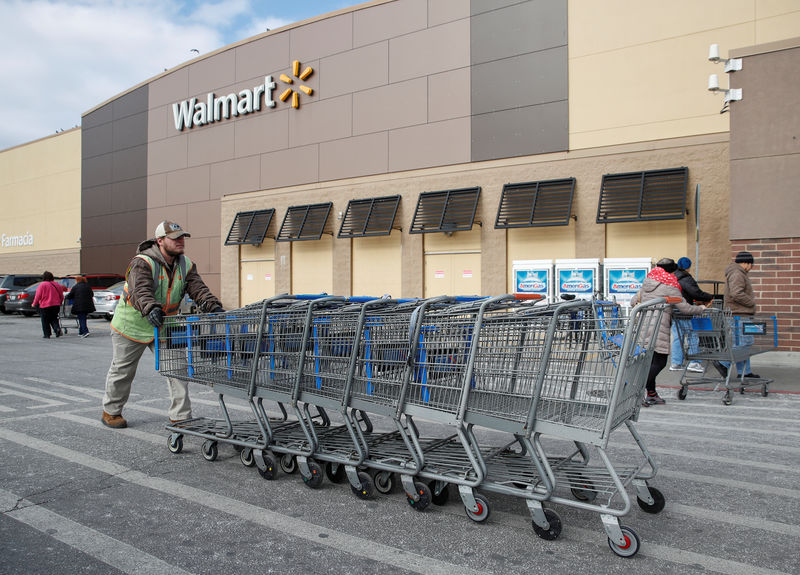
xmin=156 ymin=293 xmax=673 ymax=557
xmin=673 ymin=306 xmax=778 ymax=405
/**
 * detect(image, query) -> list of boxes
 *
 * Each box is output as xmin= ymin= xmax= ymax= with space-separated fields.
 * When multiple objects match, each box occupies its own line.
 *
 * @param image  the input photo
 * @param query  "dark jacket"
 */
xmin=674 ymin=269 xmax=713 ymax=304
xmin=125 ymin=238 xmax=222 ymax=316
xmin=67 ymin=282 xmax=96 ymax=314
xmin=724 ymin=262 xmax=755 ymax=315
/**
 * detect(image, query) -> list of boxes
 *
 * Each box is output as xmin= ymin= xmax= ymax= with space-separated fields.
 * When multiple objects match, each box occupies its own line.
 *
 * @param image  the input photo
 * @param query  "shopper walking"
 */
xmin=630 ymin=258 xmax=709 ymax=406
xmin=101 ymin=220 xmax=224 ymax=429
xmin=66 ymin=276 xmax=96 ymax=337
xmin=32 ymin=271 xmax=64 ymax=338
xmin=670 ymin=257 xmax=714 ymax=372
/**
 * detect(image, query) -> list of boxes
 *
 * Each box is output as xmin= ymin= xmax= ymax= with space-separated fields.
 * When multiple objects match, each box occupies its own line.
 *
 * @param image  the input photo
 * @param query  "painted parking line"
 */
xmin=0 ymin=427 xmax=482 ymax=575
xmin=0 ymin=379 xmax=91 ymax=402
xmin=0 ymin=488 xmax=193 ymax=575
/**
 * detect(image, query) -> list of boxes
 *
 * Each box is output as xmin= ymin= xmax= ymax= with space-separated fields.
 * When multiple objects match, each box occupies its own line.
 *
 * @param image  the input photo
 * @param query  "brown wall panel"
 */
xmin=353 ymin=0 xmax=427 ymax=47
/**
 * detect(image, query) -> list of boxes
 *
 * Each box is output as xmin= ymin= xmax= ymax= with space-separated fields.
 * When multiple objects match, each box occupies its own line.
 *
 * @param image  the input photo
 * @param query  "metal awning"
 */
xmin=597 ymin=167 xmax=688 ymax=223
xmin=276 ymin=202 xmax=333 ymax=241
xmin=409 ymin=187 xmax=480 ymax=234
xmin=224 ymin=209 xmax=274 ymax=245
xmin=495 ymin=178 xmax=575 ymax=228
xmin=338 ymin=195 xmax=401 ymax=238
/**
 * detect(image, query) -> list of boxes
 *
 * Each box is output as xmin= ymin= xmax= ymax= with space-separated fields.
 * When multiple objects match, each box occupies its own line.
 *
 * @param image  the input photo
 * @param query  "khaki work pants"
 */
xmin=102 ymin=331 xmax=191 ymax=421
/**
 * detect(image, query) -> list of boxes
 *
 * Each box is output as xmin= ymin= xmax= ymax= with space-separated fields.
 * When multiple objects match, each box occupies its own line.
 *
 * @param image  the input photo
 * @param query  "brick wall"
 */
xmin=731 ymin=237 xmax=800 ymax=352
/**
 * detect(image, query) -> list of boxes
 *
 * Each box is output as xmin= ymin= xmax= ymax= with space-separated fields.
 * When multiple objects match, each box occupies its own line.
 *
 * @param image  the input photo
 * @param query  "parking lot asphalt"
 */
xmin=1 ymin=313 xmax=798 ymax=574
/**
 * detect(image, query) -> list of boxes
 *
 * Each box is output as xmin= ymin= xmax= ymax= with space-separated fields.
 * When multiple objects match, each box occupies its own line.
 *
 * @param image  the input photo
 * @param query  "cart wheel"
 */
xmin=325 ymin=462 xmax=347 ymax=484
xmin=762 ymin=386 xmax=769 ymax=397
xmin=677 ymin=387 xmax=687 ymax=400
xmin=201 ymin=440 xmax=218 ymax=462
xmin=531 ymin=508 xmax=562 ymax=541
xmin=257 ymin=453 xmax=277 ymax=480
xmin=279 ymin=454 xmax=297 ymax=474
xmin=374 ymin=471 xmax=394 ymax=494
xmin=302 ymin=460 xmax=324 ymax=489
xmin=608 ymin=525 xmax=640 ymax=558
xmin=351 ymin=471 xmax=374 ymax=500
xmin=240 ymin=447 xmax=255 ymax=467
xmin=722 ymin=391 xmax=732 ymax=406
xmin=570 ymin=474 xmax=597 ymax=502
xmin=464 ymin=494 xmax=490 ymax=523
xmin=636 ymin=486 xmax=665 ymax=514
xmin=167 ymin=434 xmax=183 ymax=454
xmin=63 ymin=328 xmax=68 ymax=335
xmin=430 ymin=481 xmax=450 ymax=506
xmin=406 ymin=482 xmax=431 ymax=512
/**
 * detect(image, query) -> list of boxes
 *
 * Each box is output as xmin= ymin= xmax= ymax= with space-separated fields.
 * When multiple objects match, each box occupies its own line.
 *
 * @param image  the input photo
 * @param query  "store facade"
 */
xmin=2 ymin=0 xmax=799 ymax=349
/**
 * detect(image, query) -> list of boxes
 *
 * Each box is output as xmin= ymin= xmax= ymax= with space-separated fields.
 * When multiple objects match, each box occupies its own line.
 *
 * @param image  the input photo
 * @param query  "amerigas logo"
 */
xmin=172 ymin=60 xmax=314 ymax=131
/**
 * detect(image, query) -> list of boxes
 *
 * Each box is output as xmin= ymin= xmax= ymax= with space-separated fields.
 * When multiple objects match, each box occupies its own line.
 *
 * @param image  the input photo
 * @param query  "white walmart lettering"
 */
xmin=172 ymin=76 xmax=277 ymax=131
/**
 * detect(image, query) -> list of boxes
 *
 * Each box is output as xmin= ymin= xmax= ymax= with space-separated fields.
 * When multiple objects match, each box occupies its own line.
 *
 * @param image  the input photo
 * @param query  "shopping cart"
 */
xmin=673 ymin=308 xmax=777 ymax=404
xmin=156 ymin=295 xmax=327 ymax=466
xmin=369 ymin=295 xmax=549 ymax=512
xmin=250 ymin=296 xmax=407 ymax=497
xmin=521 ymin=297 xmax=671 ymax=556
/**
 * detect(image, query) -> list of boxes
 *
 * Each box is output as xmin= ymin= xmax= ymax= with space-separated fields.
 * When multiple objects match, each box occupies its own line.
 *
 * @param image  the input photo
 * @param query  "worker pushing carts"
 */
xmin=155 ymin=294 xmax=673 ymax=557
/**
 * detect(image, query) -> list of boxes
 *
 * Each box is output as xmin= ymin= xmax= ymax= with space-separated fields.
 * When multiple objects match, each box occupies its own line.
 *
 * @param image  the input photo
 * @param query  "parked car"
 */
xmin=61 ymin=273 xmax=125 ymax=291
xmin=0 ymin=274 xmax=43 ymax=314
xmin=4 ymin=280 xmax=68 ymax=316
xmin=89 ymin=280 xmax=125 ymax=320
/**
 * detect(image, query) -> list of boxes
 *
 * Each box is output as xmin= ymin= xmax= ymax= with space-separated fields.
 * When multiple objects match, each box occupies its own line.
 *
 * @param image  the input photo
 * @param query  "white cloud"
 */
xmin=0 ymin=0 xmax=280 ymax=149
xmin=0 ymin=0 xmax=361 ymax=150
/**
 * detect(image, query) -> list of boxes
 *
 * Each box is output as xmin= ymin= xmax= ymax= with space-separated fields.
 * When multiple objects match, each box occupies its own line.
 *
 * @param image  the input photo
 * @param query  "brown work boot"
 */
xmin=101 ymin=411 xmax=127 ymax=429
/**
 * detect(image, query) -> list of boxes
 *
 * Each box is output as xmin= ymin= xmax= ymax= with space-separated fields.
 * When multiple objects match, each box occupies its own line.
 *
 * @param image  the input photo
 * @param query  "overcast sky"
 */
xmin=0 ymin=0 xmax=364 ymax=151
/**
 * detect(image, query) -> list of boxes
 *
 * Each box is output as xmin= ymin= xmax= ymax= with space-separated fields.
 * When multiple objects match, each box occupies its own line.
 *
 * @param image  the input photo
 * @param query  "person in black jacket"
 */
xmin=67 ymin=276 xmax=96 ymax=338
xmin=670 ymin=257 xmax=714 ymax=372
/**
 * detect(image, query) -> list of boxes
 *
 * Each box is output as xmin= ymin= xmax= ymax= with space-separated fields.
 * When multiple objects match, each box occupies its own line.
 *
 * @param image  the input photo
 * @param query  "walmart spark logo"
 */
xmin=278 ymin=61 xmax=314 ymax=109
xmin=171 ymin=60 xmax=315 ymax=131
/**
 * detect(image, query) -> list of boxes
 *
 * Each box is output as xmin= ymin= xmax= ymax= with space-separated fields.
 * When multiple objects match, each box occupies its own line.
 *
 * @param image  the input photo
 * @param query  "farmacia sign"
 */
xmin=1 ymin=233 xmax=34 ymax=248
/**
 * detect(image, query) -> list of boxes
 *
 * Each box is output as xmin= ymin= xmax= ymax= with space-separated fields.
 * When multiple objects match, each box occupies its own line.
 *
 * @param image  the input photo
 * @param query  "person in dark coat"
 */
xmin=67 ymin=276 xmax=96 ymax=337
xmin=670 ymin=257 xmax=714 ymax=372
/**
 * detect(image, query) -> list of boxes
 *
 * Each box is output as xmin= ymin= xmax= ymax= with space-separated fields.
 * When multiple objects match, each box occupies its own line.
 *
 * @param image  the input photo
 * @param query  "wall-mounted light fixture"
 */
xmin=708 ymin=44 xmax=742 ymax=72
xmin=707 ymin=73 xmax=742 ymax=102
xmin=707 ymin=44 xmax=742 ymax=111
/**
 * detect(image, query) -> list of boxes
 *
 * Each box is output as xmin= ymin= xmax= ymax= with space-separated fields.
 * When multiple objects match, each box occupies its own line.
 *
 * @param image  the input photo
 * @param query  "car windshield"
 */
xmin=108 ymin=280 xmax=125 ymax=292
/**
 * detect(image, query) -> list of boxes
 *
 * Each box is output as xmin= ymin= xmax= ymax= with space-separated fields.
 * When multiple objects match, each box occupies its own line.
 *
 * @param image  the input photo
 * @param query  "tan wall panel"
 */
xmin=424 ymin=253 xmax=482 ymax=297
xmin=0 ymin=131 xmax=81 ymax=256
xmin=291 ymin=235 xmax=333 ymax=295
xmin=352 ymin=231 xmax=402 ymax=298
xmin=424 ymin=228 xmax=481 ymax=297
xmin=605 ymin=220 xmax=686 ymax=261
xmin=424 ymin=228 xmax=481 ymax=252
xmin=506 ymin=225 xmax=576 ymax=292
xmin=567 ymin=0 xmax=800 ymax=150
xmin=240 ymin=259 xmax=276 ymax=305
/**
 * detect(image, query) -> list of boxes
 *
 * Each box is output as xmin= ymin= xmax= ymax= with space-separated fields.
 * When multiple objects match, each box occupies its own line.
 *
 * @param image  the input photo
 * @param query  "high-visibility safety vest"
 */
xmin=111 ymin=254 xmax=191 ymax=343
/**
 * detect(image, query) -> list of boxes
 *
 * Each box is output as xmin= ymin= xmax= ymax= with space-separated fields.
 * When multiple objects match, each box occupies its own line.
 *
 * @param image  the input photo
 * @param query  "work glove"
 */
xmin=147 ymin=307 xmax=165 ymax=327
xmin=211 ymin=306 xmax=225 ymax=313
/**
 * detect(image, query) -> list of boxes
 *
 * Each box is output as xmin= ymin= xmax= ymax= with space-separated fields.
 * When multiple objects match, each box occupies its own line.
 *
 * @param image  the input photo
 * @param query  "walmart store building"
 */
xmin=1 ymin=0 xmax=799 ymax=350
